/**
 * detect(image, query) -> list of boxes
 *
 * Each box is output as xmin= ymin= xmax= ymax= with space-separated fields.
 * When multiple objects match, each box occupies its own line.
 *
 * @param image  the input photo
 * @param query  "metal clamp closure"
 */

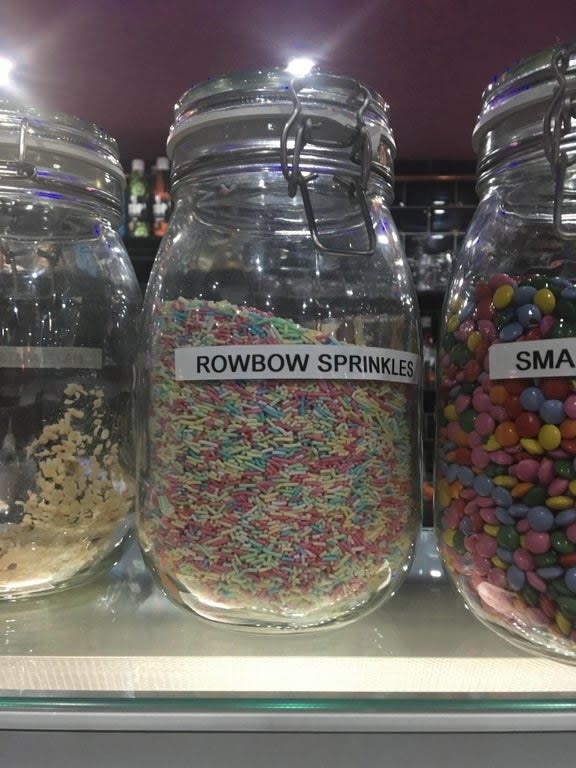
xmin=543 ymin=43 xmax=576 ymax=239
xmin=280 ymin=78 xmax=376 ymax=255
xmin=0 ymin=118 xmax=37 ymax=180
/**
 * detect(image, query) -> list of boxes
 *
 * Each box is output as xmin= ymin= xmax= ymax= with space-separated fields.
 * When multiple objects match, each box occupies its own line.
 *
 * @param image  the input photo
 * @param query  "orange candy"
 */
xmin=511 ymin=482 xmax=534 ymax=498
xmin=560 ymin=419 xmax=576 ymax=440
xmin=494 ymin=420 xmax=520 ymax=447
xmin=489 ymin=384 xmax=509 ymax=405
xmin=452 ymin=425 xmax=470 ymax=448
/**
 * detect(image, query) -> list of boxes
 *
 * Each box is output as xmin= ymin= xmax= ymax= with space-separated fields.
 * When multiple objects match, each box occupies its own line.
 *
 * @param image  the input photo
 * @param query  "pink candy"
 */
xmin=471 ymin=446 xmax=490 ymax=469
xmin=548 ymin=477 xmax=569 ymax=496
xmin=524 ymin=530 xmax=551 ymax=554
xmin=538 ymin=458 xmax=555 ymax=485
xmin=513 ymin=458 xmax=540 ymax=483
xmin=512 ymin=548 xmax=534 ymax=571
xmin=565 ymin=394 xmax=576 ymax=420
xmin=472 ymin=390 xmax=492 ymax=412
xmin=475 ymin=412 xmax=495 ymax=436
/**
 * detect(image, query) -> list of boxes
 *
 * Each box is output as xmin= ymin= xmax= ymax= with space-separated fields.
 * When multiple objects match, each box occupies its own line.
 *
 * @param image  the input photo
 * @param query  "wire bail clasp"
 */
xmin=280 ymin=77 xmax=376 ymax=255
xmin=543 ymin=43 xmax=576 ymax=239
xmin=0 ymin=117 xmax=37 ymax=180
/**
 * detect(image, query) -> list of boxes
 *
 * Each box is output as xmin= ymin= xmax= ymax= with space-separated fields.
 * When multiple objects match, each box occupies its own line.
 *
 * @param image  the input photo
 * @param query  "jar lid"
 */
xmin=0 ymin=95 xmax=126 ymax=214
xmin=472 ymin=42 xmax=576 ymax=177
xmin=166 ymin=68 xmax=395 ymax=189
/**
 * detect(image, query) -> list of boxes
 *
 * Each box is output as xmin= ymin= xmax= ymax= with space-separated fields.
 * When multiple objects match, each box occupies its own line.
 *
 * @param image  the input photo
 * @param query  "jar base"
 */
xmin=145 ymin=554 xmax=408 ymax=633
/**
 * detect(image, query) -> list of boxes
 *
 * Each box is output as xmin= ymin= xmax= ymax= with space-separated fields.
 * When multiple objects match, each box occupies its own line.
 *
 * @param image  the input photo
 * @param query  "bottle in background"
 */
xmin=127 ymin=158 xmax=150 ymax=237
xmin=152 ymin=156 xmax=171 ymax=237
xmin=421 ymin=314 xmax=436 ymax=387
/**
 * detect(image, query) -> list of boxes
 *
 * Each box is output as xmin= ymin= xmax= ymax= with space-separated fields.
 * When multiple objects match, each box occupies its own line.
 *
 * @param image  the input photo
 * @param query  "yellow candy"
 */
xmin=437 ymin=479 xmax=452 ymax=508
xmin=491 ymin=555 xmax=507 ymax=570
xmin=442 ymin=529 xmax=457 ymax=547
xmin=484 ymin=435 xmax=501 ymax=451
xmin=493 ymin=284 xmax=514 ymax=309
xmin=569 ymin=480 xmax=576 ymax=497
xmin=467 ymin=331 xmax=482 ymax=352
xmin=444 ymin=404 xmax=458 ymax=422
xmin=492 ymin=475 xmax=517 ymax=488
xmin=534 ymin=287 xmax=556 ymax=314
xmin=483 ymin=524 xmax=499 ymax=537
xmin=546 ymin=495 xmax=573 ymax=511
xmin=520 ymin=438 xmax=544 ymax=455
xmin=555 ymin=611 xmax=572 ymax=637
xmin=446 ymin=314 xmax=459 ymax=333
xmin=538 ymin=424 xmax=562 ymax=451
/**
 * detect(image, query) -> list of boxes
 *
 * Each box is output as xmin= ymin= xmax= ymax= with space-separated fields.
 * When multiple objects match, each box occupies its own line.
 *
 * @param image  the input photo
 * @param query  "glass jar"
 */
xmin=137 ymin=69 xmax=422 ymax=630
xmin=0 ymin=97 xmax=141 ymax=598
xmin=435 ymin=43 xmax=576 ymax=660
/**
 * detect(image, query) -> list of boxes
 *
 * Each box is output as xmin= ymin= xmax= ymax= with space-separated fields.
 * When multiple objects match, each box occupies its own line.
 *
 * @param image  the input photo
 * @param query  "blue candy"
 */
xmin=565 ymin=568 xmax=576 ymax=593
xmin=527 ymin=505 xmax=555 ymax=532
xmin=473 ymin=474 xmax=493 ymax=496
xmin=495 ymin=507 xmax=515 ymax=525
xmin=536 ymin=566 xmax=564 ymax=580
xmin=513 ymin=285 xmax=537 ymax=305
xmin=520 ymin=386 xmax=545 ymax=412
xmin=516 ymin=303 xmax=542 ymax=328
xmin=507 ymin=564 xmax=526 ymax=591
xmin=508 ymin=503 xmax=529 ymax=518
xmin=492 ymin=486 xmax=513 ymax=508
xmin=556 ymin=508 xmax=576 ymax=527
xmin=496 ymin=546 xmax=514 ymax=563
xmin=499 ymin=321 xmax=524 ymax=342
xmin=457 ymin=465 xmax=475 ymax=487
xmin=539 ymin=399 xmax=565 ymax=425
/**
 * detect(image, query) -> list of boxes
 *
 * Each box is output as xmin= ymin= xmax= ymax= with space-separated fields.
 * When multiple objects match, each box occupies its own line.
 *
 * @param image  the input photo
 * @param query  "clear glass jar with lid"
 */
xmin=0 ymin=97 xmax=141 ymax=598
xmin=435 ymin=43 xmax=576 ymax=661
xmin=137 ymin=68 xmax=422 ymax=630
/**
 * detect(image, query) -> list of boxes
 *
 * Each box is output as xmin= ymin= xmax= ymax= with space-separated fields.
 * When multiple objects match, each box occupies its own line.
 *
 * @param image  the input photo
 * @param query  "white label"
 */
xmin=0 ymin=346 xmax=103 ymax=370
xmin=489 ymin=338 xmax=576 ymax=379
xmin=174 ymin=344 xmax=419 ymax=383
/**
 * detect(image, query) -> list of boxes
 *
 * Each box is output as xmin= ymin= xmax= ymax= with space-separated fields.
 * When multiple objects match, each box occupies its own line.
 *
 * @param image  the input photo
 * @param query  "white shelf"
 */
xmin=1 ymin=532 xmax=576 ymax=702
xmin=2 ymin=532 xmax=576 ymax=766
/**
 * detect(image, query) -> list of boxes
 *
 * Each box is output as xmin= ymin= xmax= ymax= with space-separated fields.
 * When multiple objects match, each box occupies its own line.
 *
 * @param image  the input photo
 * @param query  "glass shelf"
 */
xmin=1 ymin=529 xmax=576 ymax=731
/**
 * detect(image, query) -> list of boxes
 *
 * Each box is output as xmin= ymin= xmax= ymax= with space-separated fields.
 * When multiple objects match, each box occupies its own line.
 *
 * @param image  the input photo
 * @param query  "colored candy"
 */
xmin=437 ymin=272 xmax=576 ymax=652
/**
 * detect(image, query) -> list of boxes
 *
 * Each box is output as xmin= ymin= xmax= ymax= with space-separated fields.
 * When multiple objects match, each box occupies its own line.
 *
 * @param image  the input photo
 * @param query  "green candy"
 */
xmin=533 ymin=551 xmax=558 ymax=567
xmin=452 ymin=529 xmax=466 ymax=554
xmin=553 ymin=318 xmax=576 ymax=339
xmin=556 ymin=596 xmax=576 ymax=619
xmin=550 ymin=530 xmax=575 ymax=554
xmin=450 ymin=343 xmax=472 ymax=367
xmin=549 ymin=578 xmax=572 ymax=598
xmin=553 ymin=460 xmax=575 ymax=480
xmin=554 ymin=298 xmax=576 ymax=321
xmin=459 ymin=409 xmax=477 ymax=433
xmin=529 ymin=276 xmax=552 ymax=290
xmin=522 ymin=485 xmax=549 ymax=506
xmin=521 ymin=584 xmax=540 ymax=607
xmin=497 ymin=525 xmax=520 ymax=550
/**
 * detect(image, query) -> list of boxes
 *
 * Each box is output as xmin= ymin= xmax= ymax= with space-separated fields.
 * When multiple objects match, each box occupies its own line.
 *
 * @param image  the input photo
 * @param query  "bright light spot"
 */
xmin=0 ymin=57 xmax=14 ymax=88
xmin=430 ymin=569 xmax=444 ymax=579
xmin=286 ymin=57 xmax=316 ymax=77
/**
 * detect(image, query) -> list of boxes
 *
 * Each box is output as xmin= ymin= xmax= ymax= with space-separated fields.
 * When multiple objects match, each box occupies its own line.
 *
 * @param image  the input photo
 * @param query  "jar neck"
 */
xmin=0 ymin=188 xmax=119 ymax=236
xmin=171 ymin=167 xmax=392 ymax=258
xmin=478 ymin=153 xmax=576 ymax=238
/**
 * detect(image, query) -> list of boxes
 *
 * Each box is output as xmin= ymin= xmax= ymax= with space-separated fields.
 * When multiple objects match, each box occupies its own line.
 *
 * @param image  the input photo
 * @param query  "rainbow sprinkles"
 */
xmin=139 ymin=298 xmax=419 ymax=627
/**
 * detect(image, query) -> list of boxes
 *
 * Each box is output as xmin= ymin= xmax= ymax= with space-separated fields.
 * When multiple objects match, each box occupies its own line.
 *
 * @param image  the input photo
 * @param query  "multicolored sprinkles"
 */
xmin=138 ymin=298 xmax=419 ymax=628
